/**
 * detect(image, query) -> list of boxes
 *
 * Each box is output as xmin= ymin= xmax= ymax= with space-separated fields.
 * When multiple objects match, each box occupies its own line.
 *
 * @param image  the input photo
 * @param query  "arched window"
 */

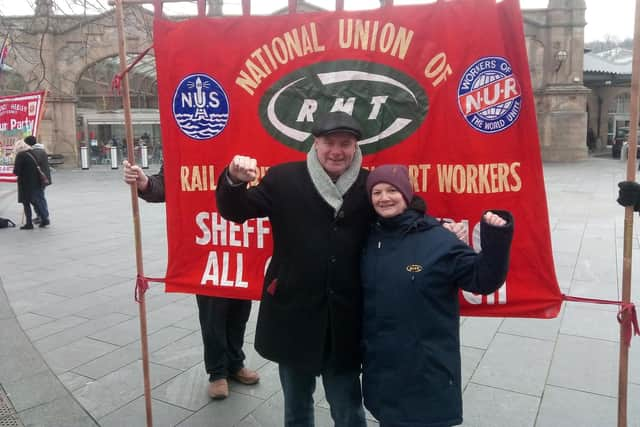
xmin=75 ymin=55 xmax=161 ymax=166
xmin=76 ymin=55 xmax=157 ymax=110
xmin=609 ymin=93 xmax=630 ymax=114
xmin=608 ymin=93 xmax=632 ymax=145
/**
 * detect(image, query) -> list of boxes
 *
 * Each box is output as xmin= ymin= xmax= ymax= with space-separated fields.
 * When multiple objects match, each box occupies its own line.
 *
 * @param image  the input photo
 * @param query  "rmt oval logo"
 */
xmin=457 ymin=56 xmax=521 ymax=134
xmin=172 ymin=73 xmax=230 ymax=140
xmin=259 ymin=60 xmax=428 ymax=154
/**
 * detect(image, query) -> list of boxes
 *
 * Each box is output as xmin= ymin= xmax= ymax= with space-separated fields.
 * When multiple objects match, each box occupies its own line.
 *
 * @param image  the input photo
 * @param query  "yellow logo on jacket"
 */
xmin=406 ymin=264 xmax=423 ymax=273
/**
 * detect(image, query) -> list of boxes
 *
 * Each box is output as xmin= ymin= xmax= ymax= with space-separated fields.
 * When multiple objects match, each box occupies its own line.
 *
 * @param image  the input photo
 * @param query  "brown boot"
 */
xmin=230 ymin=367 xmax=260 ymax=385
xmin=208 ymin=378 xmax=229 ymax=400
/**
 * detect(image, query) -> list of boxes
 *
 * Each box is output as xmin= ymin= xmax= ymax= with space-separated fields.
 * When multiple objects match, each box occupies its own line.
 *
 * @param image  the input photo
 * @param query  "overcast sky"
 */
xmin=0 ymin=0 xmax=633 ymax=43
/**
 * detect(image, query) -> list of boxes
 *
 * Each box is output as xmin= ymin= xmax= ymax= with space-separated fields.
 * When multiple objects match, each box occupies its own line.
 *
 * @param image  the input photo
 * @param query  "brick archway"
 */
xmin=0 ymin=5 xmax=154 ymax=164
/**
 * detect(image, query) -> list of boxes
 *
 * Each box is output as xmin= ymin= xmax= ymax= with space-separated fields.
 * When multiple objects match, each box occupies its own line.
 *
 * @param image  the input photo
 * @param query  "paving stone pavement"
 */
xmin=0 ymin=157 xmax=638 ymax=426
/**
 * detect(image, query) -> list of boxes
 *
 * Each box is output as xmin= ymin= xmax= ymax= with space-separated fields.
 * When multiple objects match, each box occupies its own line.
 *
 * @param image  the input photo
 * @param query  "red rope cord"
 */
xmin=562 ymin=294 xmax=639 ymax=347
xmin=111 ymin=44 xmax=154 ymax=95
xmin=135 ymin=274 xmax=165 ymax=303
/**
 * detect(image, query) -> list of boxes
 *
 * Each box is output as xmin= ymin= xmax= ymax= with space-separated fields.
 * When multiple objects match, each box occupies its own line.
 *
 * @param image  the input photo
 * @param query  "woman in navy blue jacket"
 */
xmin=361 ymin=165 xmax=514 ymax=427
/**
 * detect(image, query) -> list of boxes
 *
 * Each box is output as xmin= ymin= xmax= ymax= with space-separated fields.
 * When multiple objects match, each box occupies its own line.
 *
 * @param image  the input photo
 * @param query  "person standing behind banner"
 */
xmin=24 ymin=135 xmax=51 ymax=226
xmin=360 ymin=165 xmax=513 ymax=427
xmin=122 ymin=160 xmax=259 ymax=400
xmin=12 ymin=139 xmax=50 ymax=230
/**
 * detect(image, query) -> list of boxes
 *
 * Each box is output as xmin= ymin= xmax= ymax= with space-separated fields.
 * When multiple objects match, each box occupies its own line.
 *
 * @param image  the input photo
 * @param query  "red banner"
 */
xmin=0 ymin=91 xmax=46 ymax=183
xmin=153 ymin=0 xmax=562 ymax=317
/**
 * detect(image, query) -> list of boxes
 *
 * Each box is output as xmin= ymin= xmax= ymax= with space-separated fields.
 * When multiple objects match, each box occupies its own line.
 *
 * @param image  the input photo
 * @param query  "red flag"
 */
xmin=153 ymin=0 xmax=562 ymax=317
xmin=0 ymin=91 xmax=47 ymax=183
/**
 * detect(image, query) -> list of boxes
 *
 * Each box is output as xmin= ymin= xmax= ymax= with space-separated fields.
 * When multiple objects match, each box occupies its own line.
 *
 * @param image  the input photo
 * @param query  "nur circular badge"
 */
xmin=172 ymin=73 xmax=230 ymax=140
xmin=457 ymin=56 xmax=521 ymax=134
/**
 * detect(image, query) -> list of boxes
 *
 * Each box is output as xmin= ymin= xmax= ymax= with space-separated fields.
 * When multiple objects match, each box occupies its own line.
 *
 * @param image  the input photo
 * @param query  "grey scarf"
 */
xmin=306 ymin=145 xmax=363 ymax=217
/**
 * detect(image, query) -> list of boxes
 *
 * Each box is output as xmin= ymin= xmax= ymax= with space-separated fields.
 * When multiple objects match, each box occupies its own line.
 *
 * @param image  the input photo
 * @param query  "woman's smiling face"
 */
xmin=371 ymin=182 xmax=408 ymax=218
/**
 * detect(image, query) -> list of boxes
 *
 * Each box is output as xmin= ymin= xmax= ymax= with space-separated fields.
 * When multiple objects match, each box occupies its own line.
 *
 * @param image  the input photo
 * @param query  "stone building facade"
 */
xmin=523 ymin=0 xmax=589 ymax=161
xmin=0 ymin=0 xmax=589 ymax=166
xmin=583 ymin=50 xmax=633 ymax=154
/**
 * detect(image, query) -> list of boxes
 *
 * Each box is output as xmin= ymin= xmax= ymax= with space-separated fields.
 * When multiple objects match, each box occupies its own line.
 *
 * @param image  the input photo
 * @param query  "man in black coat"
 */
xmin=123 ymin=161 xmax=259 ymax=400
xmin=24 ymin=136 xmax=51 ymax=227
xmin=217 ymin=112 xmax=370 ymax=427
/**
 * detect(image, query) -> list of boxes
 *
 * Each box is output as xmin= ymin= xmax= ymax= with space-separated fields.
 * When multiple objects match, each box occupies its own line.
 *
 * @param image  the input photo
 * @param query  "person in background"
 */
xmin=586 ymin=127 xmax=596 ymax=153
xmin=24 ymin=135 xmax=51 ymax=226
xmin=123 ymin=161 xmax=259 ymax=400
xmin=360 ymin=164 xmax=513 ymax=427
xmin=13 ymin=138 xmax=50 ymax=229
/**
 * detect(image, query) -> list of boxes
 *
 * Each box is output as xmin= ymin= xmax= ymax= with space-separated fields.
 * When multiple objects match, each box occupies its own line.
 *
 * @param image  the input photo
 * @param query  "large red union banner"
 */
xmin=153 ymin=0 xmax=562 ymax=318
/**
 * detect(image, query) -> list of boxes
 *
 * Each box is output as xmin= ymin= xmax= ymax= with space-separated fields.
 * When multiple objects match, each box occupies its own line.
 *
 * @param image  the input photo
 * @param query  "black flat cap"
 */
xmin=311 ymin=112 xmax=362 ymax=140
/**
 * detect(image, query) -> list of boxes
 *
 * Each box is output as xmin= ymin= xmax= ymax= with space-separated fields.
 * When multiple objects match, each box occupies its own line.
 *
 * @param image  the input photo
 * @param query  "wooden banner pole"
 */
xmin=115 ymin=1 xmax=153 ymax=426
xmin=619 ymin=1 xmax=640 ymax=426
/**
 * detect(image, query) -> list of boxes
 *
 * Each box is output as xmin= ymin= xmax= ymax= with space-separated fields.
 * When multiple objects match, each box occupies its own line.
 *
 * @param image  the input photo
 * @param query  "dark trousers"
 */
xmin=27 ymin=187 xmax=48 ymax=221
xmin=196 ymin=294 xmax=251 ymax=381
xmin=32 ymin=187 xmax=49 ymax=220
xmin=22 ymin=188 xmax=48 ymax=225
xmin=22 ymin=202 xmax=33 ymax=225
xmin=278 ymin=364 xmax=367 ymax=427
